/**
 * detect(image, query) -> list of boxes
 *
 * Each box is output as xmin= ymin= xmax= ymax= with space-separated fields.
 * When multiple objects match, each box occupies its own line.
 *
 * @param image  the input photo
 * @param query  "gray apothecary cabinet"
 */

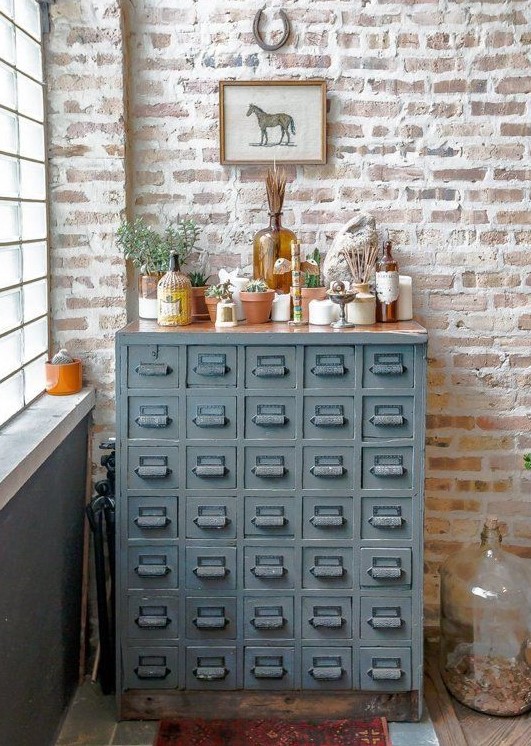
xmin=115 ymin=320 xmax=427 ymax=721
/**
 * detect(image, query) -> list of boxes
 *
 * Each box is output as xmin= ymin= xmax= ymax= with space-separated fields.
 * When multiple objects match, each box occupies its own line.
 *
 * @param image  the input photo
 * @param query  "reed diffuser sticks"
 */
xmin=342 ymin=241 xmax=380 ymax=285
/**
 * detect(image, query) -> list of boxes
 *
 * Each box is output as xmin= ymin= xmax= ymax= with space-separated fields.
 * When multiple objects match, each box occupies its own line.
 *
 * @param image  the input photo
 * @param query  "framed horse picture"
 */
xmin=219 ymin=80 xmax=327 ymax=165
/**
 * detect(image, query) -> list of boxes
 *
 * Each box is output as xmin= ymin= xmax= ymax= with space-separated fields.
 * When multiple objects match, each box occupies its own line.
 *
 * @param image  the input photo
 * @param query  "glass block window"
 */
xmin=0 ymin=0 xmax=48 ymax=427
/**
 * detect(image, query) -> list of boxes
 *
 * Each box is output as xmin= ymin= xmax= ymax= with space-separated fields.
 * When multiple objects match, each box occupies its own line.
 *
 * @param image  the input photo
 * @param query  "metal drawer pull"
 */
xmin=311 ymin=464 xmax=344 ymax=477
xmin=193 ymin=415 xmax=227 ymax=427
xmin=252 ymin=413 xmax=287 ymax=426
xmin=370 ymin=414 xmax=405 ymax=426
xmin=193 ymin=616 xmax=228 ymax=630
xmin=253 ymin=515 xmax=286 ymax=528
xmin=311 ymin=414 xmax=345 ymax=427
xmin=309 ymin=666 xmax=343 ymax=681
xmin=369 ymin=616 xmax=403 ymax=629
xmin=252 ymin=455 xmax=286 ymax=477
xmin=311 ymin=515 xmax=344 ymax=527
xmin=252 ymin=365 xmax=287 ymax=378
xmin=369 ymin=667 xmax=403 ymax=680
xmin=135 ymin=564 xmax=170 ymax=577
xmin=252 ymin=666 xmax=286 ymax=679
xmin=135 ymin=665 xmax=169 ymax=679
xmin=310 ymin=615 xmax=344 ymax=629
xmin=135 ymin=363 xmax=171 ymax=377
xmin=194 ymin=515 xmax=230 ymax=529
xmin=134 ymin=515 xmax=170 ymax=529
xmin=135 ymin=465 xmax=170 ymax=478
xmin=193 ymin=566 xmax=228 ymax=578
xmin=136 ymin=614 xmax=171 ymax=629
xmin=371 ymin=363 xmax=404 ymax=375
xmin=251 ymin=615 xmax=285 ymax=630
xmin=193 ymin=363 xmax=228 ymax=377
xmin=311 ymin=361 xmax=346 ymax=376
xmin=371 ymin=464 xmax=405 ymax=477
xmin=368 ymin=566 xmax=403 ymax=579
xmin=193 ymin=666 xmax=228 ymax=681
xmin=369 ymin=515 xmax=403 ymax=528
xmin=135 ymin=414 xmax=171 ymax=428
xmin=311 ymin=564 xmax=345 ymax=578
xmin=193 ymin=456 xmax=227 ymax=477
xmin=251 ymin=565 xmax=285 ymax=578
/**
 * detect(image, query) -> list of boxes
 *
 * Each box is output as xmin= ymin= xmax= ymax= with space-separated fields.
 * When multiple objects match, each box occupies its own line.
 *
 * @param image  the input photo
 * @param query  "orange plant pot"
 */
xmin=45 ymin=359 xmax=83 ymax=395
xmin=191 ymin=286 xmax=209 ymax=321
xmin=205 ymin=296 xmax=219 ymax=324
xmin=240 ymin=290 xmax=275 ymax=324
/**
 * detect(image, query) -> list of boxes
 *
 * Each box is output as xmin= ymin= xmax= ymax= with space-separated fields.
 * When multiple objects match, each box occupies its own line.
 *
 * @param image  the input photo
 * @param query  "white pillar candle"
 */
xmin=308 ymin=298 xmax=338 ymax=325
xmin=397 ymin=275 xmax=413 ymax=321
xmin=271 ymin=292 xmax=291 ymax=321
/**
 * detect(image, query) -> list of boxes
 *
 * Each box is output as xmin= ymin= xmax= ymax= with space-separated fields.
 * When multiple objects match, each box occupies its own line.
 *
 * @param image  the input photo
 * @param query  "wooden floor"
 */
xmin=425 ymin=644 xmax=531 ymax=746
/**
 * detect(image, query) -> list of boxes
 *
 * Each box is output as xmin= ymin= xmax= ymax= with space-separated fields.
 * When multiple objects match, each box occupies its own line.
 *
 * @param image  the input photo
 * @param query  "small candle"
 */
xmin=309 ymin=298 xmax=338 ymax=325
xmin=397 ymin=275 xmax=413 ymax=320
xmin=271 ymin=292 xmax=291 ymax=321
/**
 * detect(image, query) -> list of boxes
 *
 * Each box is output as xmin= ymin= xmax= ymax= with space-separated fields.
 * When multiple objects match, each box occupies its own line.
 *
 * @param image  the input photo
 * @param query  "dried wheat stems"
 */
xmin=266 ymin=167 xmax=287 ymax=214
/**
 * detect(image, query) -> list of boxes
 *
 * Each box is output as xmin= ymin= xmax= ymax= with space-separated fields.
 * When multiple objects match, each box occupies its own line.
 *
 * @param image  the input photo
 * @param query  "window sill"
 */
xmin=0 ymin=387 xmax=96 ymax=511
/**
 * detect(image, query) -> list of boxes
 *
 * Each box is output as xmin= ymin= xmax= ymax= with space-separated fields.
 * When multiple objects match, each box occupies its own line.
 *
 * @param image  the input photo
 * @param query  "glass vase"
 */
xmin=253 ymin=212 xmax=296 ymax=294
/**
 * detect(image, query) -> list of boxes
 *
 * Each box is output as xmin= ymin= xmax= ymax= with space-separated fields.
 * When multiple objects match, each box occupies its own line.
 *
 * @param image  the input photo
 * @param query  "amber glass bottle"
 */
xmin=253 ymin=212 xmax=295 ymax=294
xmin=375 ymin=240 xmax=399 ymax=322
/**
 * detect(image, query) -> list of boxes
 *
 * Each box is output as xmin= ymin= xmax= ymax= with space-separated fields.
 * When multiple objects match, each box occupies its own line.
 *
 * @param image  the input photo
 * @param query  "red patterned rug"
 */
xmin=154 ymin=716 xmax=391 ymax=745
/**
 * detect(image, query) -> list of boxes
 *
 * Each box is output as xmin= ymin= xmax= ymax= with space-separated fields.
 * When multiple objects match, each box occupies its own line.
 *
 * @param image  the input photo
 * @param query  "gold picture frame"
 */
xmin=219 ymin=79 xmax=327 ymax=165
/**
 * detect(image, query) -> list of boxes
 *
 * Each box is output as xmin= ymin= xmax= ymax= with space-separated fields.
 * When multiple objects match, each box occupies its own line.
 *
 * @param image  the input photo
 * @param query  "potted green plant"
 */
xmin=205 ymin=280 xmax=232 ymax=323
xmin=117 ymin=216 xmax=201 ymax=319
xmin=188 ymin=269 xmax=211 ymax=321
xmin=240 ymin=278 xmax=275 ymax=324
xmin=296 ymin=248 xmax=327 ymax=323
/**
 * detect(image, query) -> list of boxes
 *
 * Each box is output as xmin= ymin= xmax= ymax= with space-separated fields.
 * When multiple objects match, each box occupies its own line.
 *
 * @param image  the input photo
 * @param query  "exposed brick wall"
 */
xmin=46 ymin=0 xmax=531 ymax=627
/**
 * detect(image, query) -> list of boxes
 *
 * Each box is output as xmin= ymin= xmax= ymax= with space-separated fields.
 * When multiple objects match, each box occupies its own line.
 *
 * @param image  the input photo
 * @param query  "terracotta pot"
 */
xmin=138 ymin=273 xmax=162 ymax=319
xmin=205 ymin=295 xmax=219 ymax=323
xmin=292 ymin=286 xmax=327 ymax=323
xmin=45 ymin=359 xmax=83 ymax=396
xmin=240 ymin=290 xmax=275 ymax=324
xmin=191 ymin=286 xmax=209 ymax=321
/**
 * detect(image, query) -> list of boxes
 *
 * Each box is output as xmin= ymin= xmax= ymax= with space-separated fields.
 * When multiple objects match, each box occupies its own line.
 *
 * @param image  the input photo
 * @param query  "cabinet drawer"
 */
xmin=303 ymin=447 xmax=354 ymax=490
xmin=185 ymin=597 xmax=237 ymax=640
xmin=127 ymin=396 xmax=179 ymax=440
xmin=304 ymin=346 xmax=355 ymax=389
xmin=127 ymin=447 xmax=179 ymax=490
xmin=244 ymin=447 xmax=296 ymax=490
xmin=360 ymin=548 xmax=412 ymax=588
xmin=362 ymin=345 xmax=414 ymax=389
xmin=361 ymin=446 xmax=413 ymax=490
xmin=360 ymin=596 xmax=412 ymax=641
xmin=303 ymin=396 xmax=354 ymax=440
xmin=244 ymin=547 xmax=295 ymax=590
xmin=128 ymin=496 xmax=177 ymax=540
xmin=244 ymin=596 xmax=295 ymax=639
xmin=244 ymin=646 xmax=295 ymax=690
xmin=301 ymin=596 xmax=352 ymax=640
xmin=245 ymin=347 xmax=296 ymax=389
xmin=127 ymin=345 xmax=178 ymax=389
xmin=302 ymin=548 xmax=353 ymax=590
xmin=244 ymin=396 xmax=296 ymax=440
xmin=360 ymin=497 xmax=412 ymax=541
xmin=127 ymin=545 xmax=178 ymax=590
xmin=186 ymin=396 xmax=237 ymax=440
xmin=362 ymin=396 xmax=414 ymax=440
xmin=126 ymin=594 xmax=179 ymax=641
xmin=186 ymin=447 xmax=236 ymax=490
xmin=186 ymin=496 xmax=236 ymax=539
xmin=301 ymin=647 xmax=353 ymax=690
xmin=187 ymin=346 xmax=237 ymax=387
xmin=244 ymin=496 xmax=295 ymax=537
xmin=360 ymin=647 xmax=411 ymax=692
xmin=186 ymin=646 xmax=237 ymax=690
xmin=302 ymin=496 xmax=353 ymax=540
xmin=123 ymin=647 xmax=179 ymax=689
xmin=185 ymin=547 xmax=237 ymax=591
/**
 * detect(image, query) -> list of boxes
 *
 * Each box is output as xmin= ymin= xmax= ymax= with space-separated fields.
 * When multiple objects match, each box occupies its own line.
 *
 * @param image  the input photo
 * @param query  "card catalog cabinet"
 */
xmin=116 ymin=322 xmax=427 ymax=721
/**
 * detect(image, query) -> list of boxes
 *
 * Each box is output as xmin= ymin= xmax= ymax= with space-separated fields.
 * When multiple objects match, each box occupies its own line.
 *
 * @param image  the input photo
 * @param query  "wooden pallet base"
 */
xmin=121 ymin=689 xmax=421 ymax=723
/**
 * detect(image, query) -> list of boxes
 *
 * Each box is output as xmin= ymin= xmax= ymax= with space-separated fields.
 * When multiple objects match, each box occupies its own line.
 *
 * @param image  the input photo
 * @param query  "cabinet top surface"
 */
xmin=118 ymin=319 xmax=427 ymax=343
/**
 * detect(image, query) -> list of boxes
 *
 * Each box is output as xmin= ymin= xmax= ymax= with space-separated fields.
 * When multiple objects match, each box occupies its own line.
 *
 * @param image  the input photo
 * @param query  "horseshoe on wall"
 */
xmin=253 ymin=7 xmax=291 ymax=52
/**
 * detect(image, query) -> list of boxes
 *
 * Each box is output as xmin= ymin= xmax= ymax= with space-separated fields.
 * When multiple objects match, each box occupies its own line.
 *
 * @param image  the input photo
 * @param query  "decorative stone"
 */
xmin=323 ymin=212 xmax=378 ymax=285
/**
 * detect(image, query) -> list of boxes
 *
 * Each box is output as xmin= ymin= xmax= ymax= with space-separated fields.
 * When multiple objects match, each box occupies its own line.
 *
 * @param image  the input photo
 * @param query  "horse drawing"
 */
xmin=246 ymin=103 xmax=296 ymax=146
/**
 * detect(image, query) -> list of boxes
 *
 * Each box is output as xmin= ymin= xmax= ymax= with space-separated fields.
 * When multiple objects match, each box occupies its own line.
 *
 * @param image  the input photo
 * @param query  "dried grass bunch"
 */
xmin=265 ymin=167 xmax=287 ymax=214
xmin=341 ymin=240 xmax=379 ymax=285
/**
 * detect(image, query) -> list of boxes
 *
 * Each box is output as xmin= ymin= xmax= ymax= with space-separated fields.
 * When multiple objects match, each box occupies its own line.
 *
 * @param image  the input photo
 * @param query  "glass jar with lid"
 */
xmin=439 ymin=516 xmax=531 ymax=716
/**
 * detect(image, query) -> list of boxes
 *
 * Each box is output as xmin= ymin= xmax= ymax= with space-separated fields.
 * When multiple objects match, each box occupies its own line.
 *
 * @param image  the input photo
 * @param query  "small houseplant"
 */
xmin=205 ymin=280 xmax=233 ymax=324
xmin=299 ymin=248 xmax=326 ymax=323
xmin=240 ymin=278 xmax=275 ymax=324
xmin=188 ymin=266 xmax=211 ymax=322
xmin=117 ymin=216 xmax=201 ymax=319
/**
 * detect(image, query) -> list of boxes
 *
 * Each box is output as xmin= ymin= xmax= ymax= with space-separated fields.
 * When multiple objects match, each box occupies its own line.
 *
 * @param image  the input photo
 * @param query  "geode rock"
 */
xmin=323 ymin=212 xmax=378 ymax=285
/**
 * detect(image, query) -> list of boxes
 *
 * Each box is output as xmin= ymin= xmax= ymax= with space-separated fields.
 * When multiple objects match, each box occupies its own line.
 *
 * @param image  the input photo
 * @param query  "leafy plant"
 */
xmin=188 ymin=270 xmax=211 ymax=287
xmin=524 ymin=454 xmax=531 ymax=470
xmin=206 ymin=280 xmax=233 ymax=300
xmin=244 ymin=279 xmax=270 ymax=293
xmin=303 ymin=248 xmax=323 ymax=288
xmin=117 ymin=216 xmax=202 ymax=275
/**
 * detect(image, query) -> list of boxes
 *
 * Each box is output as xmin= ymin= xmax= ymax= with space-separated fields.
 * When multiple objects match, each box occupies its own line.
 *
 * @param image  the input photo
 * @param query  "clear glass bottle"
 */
xmin=440 ymin=516 xmax=531 ymax=716
xmin=253 ymin=212 xmax=296 ymax=294
xmin=157 ymin=252 xmax=192 ymax=326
